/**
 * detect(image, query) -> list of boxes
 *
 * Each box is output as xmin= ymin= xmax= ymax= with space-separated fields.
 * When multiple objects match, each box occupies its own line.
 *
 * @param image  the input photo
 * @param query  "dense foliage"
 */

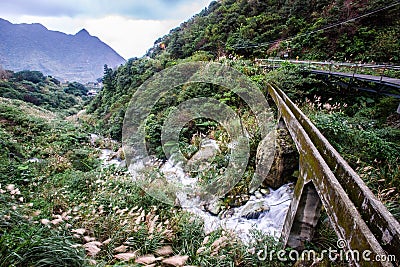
xmin=0 ymin=70 xmax=88 ymax=114
xmin=89 ymin=0 xmax=400 ymax=141
xmin=147 ymin=0 xmax=400 ymax=62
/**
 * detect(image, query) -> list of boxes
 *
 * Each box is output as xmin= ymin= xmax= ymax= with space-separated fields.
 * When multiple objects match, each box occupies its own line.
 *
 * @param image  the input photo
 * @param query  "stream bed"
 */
xmin=98 ymin=138 xmax=294 ymax=242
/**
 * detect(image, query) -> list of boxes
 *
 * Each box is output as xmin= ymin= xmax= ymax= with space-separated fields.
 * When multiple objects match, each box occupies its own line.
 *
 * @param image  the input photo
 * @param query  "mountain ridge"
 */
xmin=0 ymin=18 xmax=126 ymax=83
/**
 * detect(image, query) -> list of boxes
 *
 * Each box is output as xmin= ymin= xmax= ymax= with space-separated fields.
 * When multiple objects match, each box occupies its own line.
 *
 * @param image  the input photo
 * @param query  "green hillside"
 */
xmin=89 ymin=0 xmax=400 ymax=140
xmin=0 ymin=69 xmax=90 ymax=115
xmin=147 ymin=0 xmax=400 ymax=62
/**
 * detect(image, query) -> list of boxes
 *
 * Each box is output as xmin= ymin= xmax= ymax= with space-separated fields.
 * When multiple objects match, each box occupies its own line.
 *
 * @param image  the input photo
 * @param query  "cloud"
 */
xmin=0 ymin=0 xmax=81 ymax=17
xmin=0 ymin=0 xmax=212 ymax=20
xmin=83 ymin=16 xmax=181 ymax=59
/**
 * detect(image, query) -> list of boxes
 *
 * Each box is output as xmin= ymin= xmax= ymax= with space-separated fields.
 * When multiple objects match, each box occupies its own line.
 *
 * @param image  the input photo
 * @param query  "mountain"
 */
xmin=147 ymin=0 xmax=400 ymax=63
xmin=0 ymin=18 xmax=126 ymax=83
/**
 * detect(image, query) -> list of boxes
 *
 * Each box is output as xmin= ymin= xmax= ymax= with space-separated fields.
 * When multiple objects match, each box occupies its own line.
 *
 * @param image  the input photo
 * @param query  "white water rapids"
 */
xmin=160 ymin=158 xmax=293 ymax=242
xmin=98 ymin=136 xmax=294 ymax=242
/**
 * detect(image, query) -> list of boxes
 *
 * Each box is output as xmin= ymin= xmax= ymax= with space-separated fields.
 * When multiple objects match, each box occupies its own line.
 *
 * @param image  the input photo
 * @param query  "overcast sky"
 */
xmin=0 ymin=0 xmax=213 ymax=59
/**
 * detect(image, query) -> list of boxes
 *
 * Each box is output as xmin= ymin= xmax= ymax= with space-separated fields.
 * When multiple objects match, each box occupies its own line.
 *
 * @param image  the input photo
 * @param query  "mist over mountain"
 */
xmin=0 ymin=18 xmax=126 ymax=83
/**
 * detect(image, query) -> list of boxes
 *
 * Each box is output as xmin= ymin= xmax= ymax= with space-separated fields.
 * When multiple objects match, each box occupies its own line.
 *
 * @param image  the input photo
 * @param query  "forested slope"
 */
xmin=147 ymin=0 xmax=399 ymax=62
xmin=89 ymin=0 xmax=400 ymax=140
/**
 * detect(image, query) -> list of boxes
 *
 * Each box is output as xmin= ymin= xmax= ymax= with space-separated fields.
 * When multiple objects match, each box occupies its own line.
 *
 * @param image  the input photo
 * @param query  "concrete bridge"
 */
xmin=267 ymin=83 xmax=400 ymax=266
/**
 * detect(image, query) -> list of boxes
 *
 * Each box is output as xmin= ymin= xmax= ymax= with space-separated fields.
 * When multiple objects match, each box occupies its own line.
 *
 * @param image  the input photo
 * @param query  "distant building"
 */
xmin=86 ymin=81 xmax=102 ymax=89
xmin=87 ymin=89 xmax=98 ymax=96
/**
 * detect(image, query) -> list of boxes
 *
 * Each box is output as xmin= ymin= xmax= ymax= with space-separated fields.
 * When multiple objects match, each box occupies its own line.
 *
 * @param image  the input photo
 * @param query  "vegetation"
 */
xmin=262 ymin=64 xmax=400 ymax=219
xmin=1 ymin=0 xmax=399 ymax=266
xmin=0 ymin=78 xmax=285 ymax=266
xmin=0 ymin=70 xmax=89 ymax=115
xmin=147 ymin=0 xmax=400 ymax=62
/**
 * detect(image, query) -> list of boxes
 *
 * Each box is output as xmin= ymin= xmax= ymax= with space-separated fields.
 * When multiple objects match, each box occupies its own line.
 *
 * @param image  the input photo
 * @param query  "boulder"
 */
xmin=240 ymin=200 xmax=270 ymax=219
xmin=162 ymin=255 xmax=189 ymax=266
xmin=186 ymin=138 xmax=220 ymax=172
xmin=259 ymin=124 xmax=299 ymax=189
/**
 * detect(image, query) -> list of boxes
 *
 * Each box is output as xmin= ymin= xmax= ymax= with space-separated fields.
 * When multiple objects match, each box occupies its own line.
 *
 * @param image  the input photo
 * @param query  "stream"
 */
xmin=96 ymin=135 xmax=294 ymax=242
xmin=160 ymin=158 xmax=293 ymax=242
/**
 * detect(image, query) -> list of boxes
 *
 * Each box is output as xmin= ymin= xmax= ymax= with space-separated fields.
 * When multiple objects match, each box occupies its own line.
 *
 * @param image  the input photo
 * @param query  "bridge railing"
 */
xmin=256 ymin=58 xmax=400 ymax=80
xmin=267 ymin=83 xmax=399 ymax=266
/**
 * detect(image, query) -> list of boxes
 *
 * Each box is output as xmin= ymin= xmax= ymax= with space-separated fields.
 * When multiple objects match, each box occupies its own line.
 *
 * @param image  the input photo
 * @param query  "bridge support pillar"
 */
xmin=286 ymin=182 xmax=322 ymax=250
xmin=281 ymin=156 xmax=322 ymax=250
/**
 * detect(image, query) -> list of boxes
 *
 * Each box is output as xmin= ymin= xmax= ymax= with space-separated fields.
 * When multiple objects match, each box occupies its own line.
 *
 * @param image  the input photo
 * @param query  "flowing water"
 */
xmin=160 ymin=158 xmax=293 ymax=242
xmin=99 ymin=137 xmax=294 ymax=242
xmin=98 ymin=148 xmax=123 ymax=167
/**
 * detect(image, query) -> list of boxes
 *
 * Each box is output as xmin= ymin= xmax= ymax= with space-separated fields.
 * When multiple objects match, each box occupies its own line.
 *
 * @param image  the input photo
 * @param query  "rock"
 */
xmin=155 ymin=245 xmax=174 ymax=256
xmin=260 ymin=188 xmax=270 ymax=195
xmin=116 ymin=147 xmax=125 ymax=160
xmin=114 ymin=252 xmax=136 ymax=261
xmin=254 ymin=190 xmax=263 ymax=199
xmin=71 ymin=228 xmax=86 ymax=235
xmin=196 ymin=246 xmax=207 ymax=255
xmin=27 ymin=158 xmax=42 ymax=163
xmin=240 ymin=200 xmax=270 ymax=219
xmin=135 ymin=255 xmax=160 ymax=265
xmin=186 ymin=138 xmax=220 ymax=172
xmin=119 ymin=160 xmax=126 ymax=168
xmin=90 ymin=134 xmax=100 ymax=146
xmin=205 ymin=199 xmax=224 ymax=215
xmin=102 ymin=238 xmax=112 ymax=245
xmin=40 ymin=219 xmax=50 ymax=225
xmin=83 ymin=236 xmax=96 ymax=242
xmin=6 ymin=184 xmax=15 ymax=191
xmin=83 ymin=241 xmax=102 ymax=257
xmin=162 ymin=255 xmax=189 ymax=266
xmin=260 ymin=126 xmax=299 ymax=189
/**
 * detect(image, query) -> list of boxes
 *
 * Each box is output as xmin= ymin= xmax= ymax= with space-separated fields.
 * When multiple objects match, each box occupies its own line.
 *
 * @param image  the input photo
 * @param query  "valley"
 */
xmin=1 ymin=0 xmax=399 ymax=266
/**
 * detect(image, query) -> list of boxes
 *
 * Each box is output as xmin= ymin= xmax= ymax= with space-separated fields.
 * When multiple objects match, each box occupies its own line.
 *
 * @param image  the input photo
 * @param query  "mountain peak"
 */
xmin=76 ymin=28 xmax=90 ymax=36
xmin=0 ymin=22 xmax=125 ymax=82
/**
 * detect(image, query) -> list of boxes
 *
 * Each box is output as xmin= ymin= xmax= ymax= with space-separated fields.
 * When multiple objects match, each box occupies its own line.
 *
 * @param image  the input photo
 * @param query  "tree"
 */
xmin=64 ymin=82 xmax=88 ymax=96
xmin=0 ymin=65 xmax=12 ymax=80
xmin=102 ymin=64 xmax=114 ymax=88
xmin=13 ymin=70 xmax=45 ymax=83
